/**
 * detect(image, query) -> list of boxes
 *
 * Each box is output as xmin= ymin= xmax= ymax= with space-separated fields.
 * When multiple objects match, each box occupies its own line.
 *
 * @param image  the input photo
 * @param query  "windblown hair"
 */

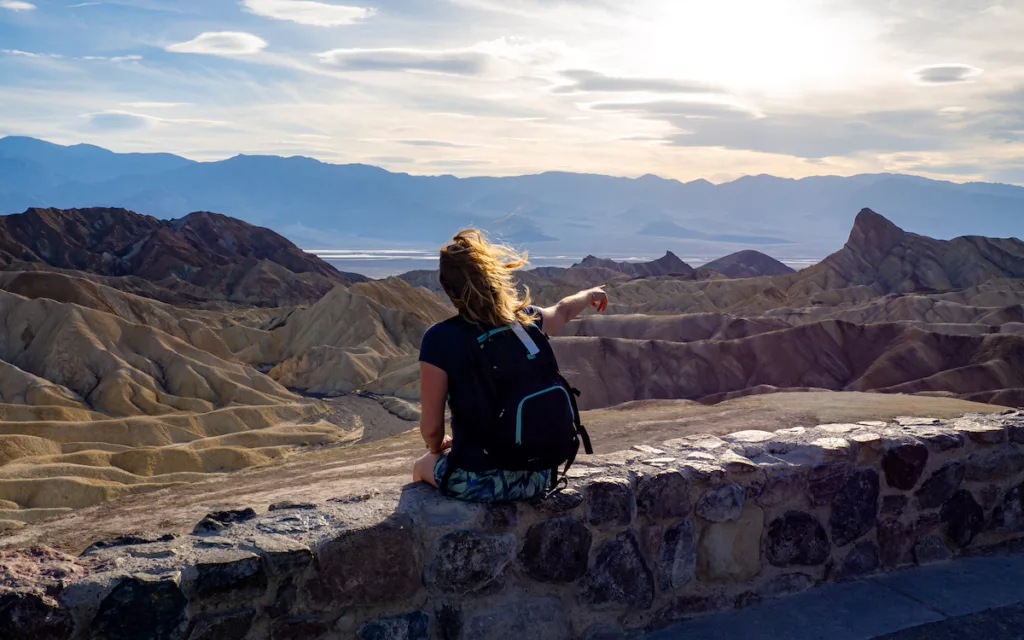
xmin=438 ymin=229 xmax=536 ymax=328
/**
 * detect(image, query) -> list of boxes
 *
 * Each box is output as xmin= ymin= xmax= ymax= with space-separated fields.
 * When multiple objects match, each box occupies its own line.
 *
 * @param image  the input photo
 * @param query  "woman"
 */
xmin=413 ymin=229 xmax=608 ymax=502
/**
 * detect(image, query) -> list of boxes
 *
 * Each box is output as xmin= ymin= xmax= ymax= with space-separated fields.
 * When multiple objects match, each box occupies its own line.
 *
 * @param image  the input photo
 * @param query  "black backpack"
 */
xmin=440 ymin=319 xmax=593 ymax=494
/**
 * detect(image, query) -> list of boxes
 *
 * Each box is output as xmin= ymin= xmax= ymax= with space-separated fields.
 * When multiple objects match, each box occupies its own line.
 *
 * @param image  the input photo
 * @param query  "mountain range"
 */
xmin=1 ymin=136 xmax=1022 ymax=259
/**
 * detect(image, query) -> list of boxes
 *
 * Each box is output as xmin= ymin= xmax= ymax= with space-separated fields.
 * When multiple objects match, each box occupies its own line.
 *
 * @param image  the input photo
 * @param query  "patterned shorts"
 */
xmin=434 ymin=452 xmax=551 ymax=502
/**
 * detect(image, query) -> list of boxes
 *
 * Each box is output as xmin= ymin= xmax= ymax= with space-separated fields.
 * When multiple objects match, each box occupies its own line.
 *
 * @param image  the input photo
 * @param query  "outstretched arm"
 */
xmin=538 ymin=285 xmax=608 ymax=336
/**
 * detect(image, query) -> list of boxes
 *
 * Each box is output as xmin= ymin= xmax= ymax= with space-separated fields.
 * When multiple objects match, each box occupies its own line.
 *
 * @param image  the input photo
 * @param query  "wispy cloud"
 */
xmin=121 ymin=101 xmax=190 ymax=108
xmin=908 ymin=64 xmax=984 ymax=85
xmin=83 ymin=110 xmax=228 ymax=130
xmin=396 ymin=139 xmax=483 ymax=148
xmin=166 ymin=32 xmax=268 ymax=56
xmin=554 ymin=70 xmax=724 ymax=95
xmin=0 ymin=1 xmax=35 ymax=11
xmin=242 ymin=0 xmax=374 ymax=27
xmin=318 ymin=38 xmax=568 ymax=77
xmin=1 ymin=49 xmax=61 ymax=58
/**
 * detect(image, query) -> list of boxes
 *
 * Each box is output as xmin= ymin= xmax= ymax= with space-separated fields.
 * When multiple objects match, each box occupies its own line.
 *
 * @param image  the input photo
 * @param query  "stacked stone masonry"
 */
xmin=4 ymin=411 xmax=1024 ymax=639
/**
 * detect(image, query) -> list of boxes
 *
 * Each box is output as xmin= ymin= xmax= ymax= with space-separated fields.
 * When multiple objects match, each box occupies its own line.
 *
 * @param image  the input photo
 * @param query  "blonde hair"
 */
xmin=439 ymin=229 xmax=536 ymax=328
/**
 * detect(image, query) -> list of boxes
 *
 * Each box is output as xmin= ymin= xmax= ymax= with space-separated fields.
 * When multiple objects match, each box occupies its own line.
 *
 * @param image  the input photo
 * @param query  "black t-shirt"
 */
xmin=419 ymin=307 xmax=543 ymax=471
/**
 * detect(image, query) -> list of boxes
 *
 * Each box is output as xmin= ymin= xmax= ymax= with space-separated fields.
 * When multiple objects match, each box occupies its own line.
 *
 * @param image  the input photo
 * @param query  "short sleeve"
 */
xmin=418 ymin=322 xmax=450 ymax=373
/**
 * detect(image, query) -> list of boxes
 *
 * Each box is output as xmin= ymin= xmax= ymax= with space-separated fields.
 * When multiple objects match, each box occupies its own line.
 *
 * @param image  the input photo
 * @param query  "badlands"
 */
xmin=0 ymin=205 xmax=1022 ymax=541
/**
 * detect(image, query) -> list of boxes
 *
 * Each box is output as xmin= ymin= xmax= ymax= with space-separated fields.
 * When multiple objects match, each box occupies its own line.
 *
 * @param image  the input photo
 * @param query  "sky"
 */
xmin=1 ymin=0 xmax=1023 ymax=184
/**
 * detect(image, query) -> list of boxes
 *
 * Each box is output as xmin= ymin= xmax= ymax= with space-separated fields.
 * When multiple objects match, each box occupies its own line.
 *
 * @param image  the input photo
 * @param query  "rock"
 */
xmin=1009 ymin=423 xmax=1024 ymax=444
xmin=957 ymin=422 xmax=1007 ymax=444
xmin=830 ymin=468 xmax=880 ymax=547
xmin=696 ymin=483 xmax=744 ymax=523
xmin=460 ymin=596 xmax=570 ymax=640
xmin=579 ymin=532 xmax=655 ymax=611
xmin=256 ymin=511 xmax=330 ymax=536
xmin=89 ymin=575 xmax=188 ymax=640
xmin=426 ymin=529 xmax=514 ymax=595
xmin=253 ymin=536 xmax=313 ymax=577
xmin=882 ymin=443 xmax=929 ymax=490
xmin=756 ymin=470 xmax=805 ymax=507
xmin=913 ymin=535 xmax=953 ymax=565
xmin=941 ymin=490 xmax=985 ymax=548
xmin=720 ymin=450 xmax=759 ymax=473
xmin=585 ymin=478 xmax=636 ymax=527
xmin=188 ymin=610 xmax=255 ymax=640
xmin=654 ymin=595 xmax=730 ymax=623
xmin=0 ymin=589 xmax=74 ymax=640
xmin=270 ymin=617 xmax=329 ymax=640
xmin=81 ymin=533 xmax=178 ymax=556
xmin=634 ymin=444 xmax=666 ymax=455
xmin=581 ymin=623 xmax=627 ymax=640
xmin=765 ymin=511 xmax=830 ymax=567
xmin=435 ymin=604 xmax=461 ymax=640
xmin=998 ymin=481 xmax=1024 ymax=531
xmin=194 ymin=537 xmax=235 ymax=550
xmin=808 ymin=463 xmax=849 ymax=506
xmin=916 ymin=430 xmax=965 ymax=452
xmin=191 ymin=551 xmax=267 ymax=605
xmin=636 ymin=470 xmax=690 ymax=519
xmin=268 ymin=501 xmax=317 ymax=511
xmin=530 ymin=489 xmax=583 ymax=514
xmin=697 ymin=503 xmax=764 ymax=582
xmin=964 ymin=448 xmax=1024 ymax=482
xmin=915 ymin=462 xmax=965 ymax=510
xmin=316 ymin=516 xmax=420 ymax=606
xmin=757 ymin=573 xmax=815 ymax=599
xmin=837 ymin=541 xmax=880 ymax=580
xmin=192 ymin=508 xmax=257 ymax=534
xmin=895 ymin=417 xmax=939 ymax=427
xmin=268 ymin=579 xmax=297 ymax=618
xmin=481 ymin=504 xmax=517 ymax=531
xmin=519 ymin=516 xmax=591 ymax=583
xmin=881 ymin=495 xmax=908 ymax=517
xmin=723 ymin=430 xmax=775 ymax=443
xmin=658 ymin=519 xmax=697 ymax=591
xmin=878 ymin=518 xmax=912 ymax=568
xmin=358 ymin=611 xmax=429 ymax=640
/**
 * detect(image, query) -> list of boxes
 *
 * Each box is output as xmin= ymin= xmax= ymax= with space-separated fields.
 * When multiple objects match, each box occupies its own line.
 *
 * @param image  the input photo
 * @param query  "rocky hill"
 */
xmin=575 ymin=251 xmax=694 ymax=278
xmin=701 ymin=249 xmax=796 ymax=278
xmin=0 ymin=207 xmax=366 ymax=306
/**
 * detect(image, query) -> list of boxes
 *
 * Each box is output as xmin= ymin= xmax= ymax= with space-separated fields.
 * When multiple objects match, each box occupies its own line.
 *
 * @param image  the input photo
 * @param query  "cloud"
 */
xmin=166 ymin=32 xmax=268 ymax=56
xmin=0 ymin=49 xmax=61 ymax=58
xmin=83 ymin=110 xmax=228 ymax=131
xmin=242 ymin=0 xmax=374 ymax=27
xmin=590 ymin=99 xmax=758 ymax=119
xmin=320 ymin=47 xmax=489 ymax=75
xmin=121 ymin=101 xmax=189 ymax=108
xmin=85 ymin=111 xmax=156 ymax=130
xmin=0 ymin=1 xmax=35 ymax=11
xmin=318 ymin=37 xmax=568 ymax=76
xmin=555 ymin=70 xmax=723 ymax=95
xmin=397 ymin=139 xmax=481 ymax=148
xmin=908 ymin=64 xmax=984 ymax=85
xmin=83 ymin=55 xmax=143 ymax=63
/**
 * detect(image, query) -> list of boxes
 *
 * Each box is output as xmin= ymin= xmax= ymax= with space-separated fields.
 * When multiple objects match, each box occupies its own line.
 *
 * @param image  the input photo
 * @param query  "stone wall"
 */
xmin=4 ymin=411 xmax=1024 ymax=640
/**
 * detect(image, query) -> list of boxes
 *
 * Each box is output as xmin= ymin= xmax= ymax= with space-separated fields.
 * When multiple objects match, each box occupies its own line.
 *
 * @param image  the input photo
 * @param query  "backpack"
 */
xmin=440 ymin=319 xmax=594 ymax=494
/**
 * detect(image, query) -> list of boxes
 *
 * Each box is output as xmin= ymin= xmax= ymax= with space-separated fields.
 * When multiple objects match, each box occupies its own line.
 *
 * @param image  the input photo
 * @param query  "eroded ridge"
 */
xmin=4 ymin=411 xmax=1024 ymax=639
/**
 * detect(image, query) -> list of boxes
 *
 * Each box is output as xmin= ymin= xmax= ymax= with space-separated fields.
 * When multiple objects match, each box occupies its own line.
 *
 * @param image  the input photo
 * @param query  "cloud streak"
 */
xmin=242 ymin=0 xmax=374 ymax=27
xmin=167 ymin=32 xmax=268 ymax=56
xmin=555 ymin=70 xmax=723 ymax=95
xmin=318 ymin=38 xmax=568 ymax=76
xmin=908 ymin=64 xmax=984 ymax=85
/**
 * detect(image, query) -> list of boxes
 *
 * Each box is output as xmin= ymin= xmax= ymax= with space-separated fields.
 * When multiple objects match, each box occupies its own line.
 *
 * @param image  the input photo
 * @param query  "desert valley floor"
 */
xmin=0 ymin=205 xmax=1023 ymax=541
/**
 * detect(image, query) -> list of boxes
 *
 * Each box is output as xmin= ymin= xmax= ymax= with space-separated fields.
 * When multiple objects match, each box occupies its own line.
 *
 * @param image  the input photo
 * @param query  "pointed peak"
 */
xmin=847 ymin=208 xmax=906 ymax=253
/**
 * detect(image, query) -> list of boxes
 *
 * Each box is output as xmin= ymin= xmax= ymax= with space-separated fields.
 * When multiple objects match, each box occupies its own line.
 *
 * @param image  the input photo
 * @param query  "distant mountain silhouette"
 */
xmin=576 ymin=251 xmax=694 ymax=277
xmin=1 ymin=137 xmax=1022 ymax=258
xmin=702 ymin=250 xmax=796 ymax=278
